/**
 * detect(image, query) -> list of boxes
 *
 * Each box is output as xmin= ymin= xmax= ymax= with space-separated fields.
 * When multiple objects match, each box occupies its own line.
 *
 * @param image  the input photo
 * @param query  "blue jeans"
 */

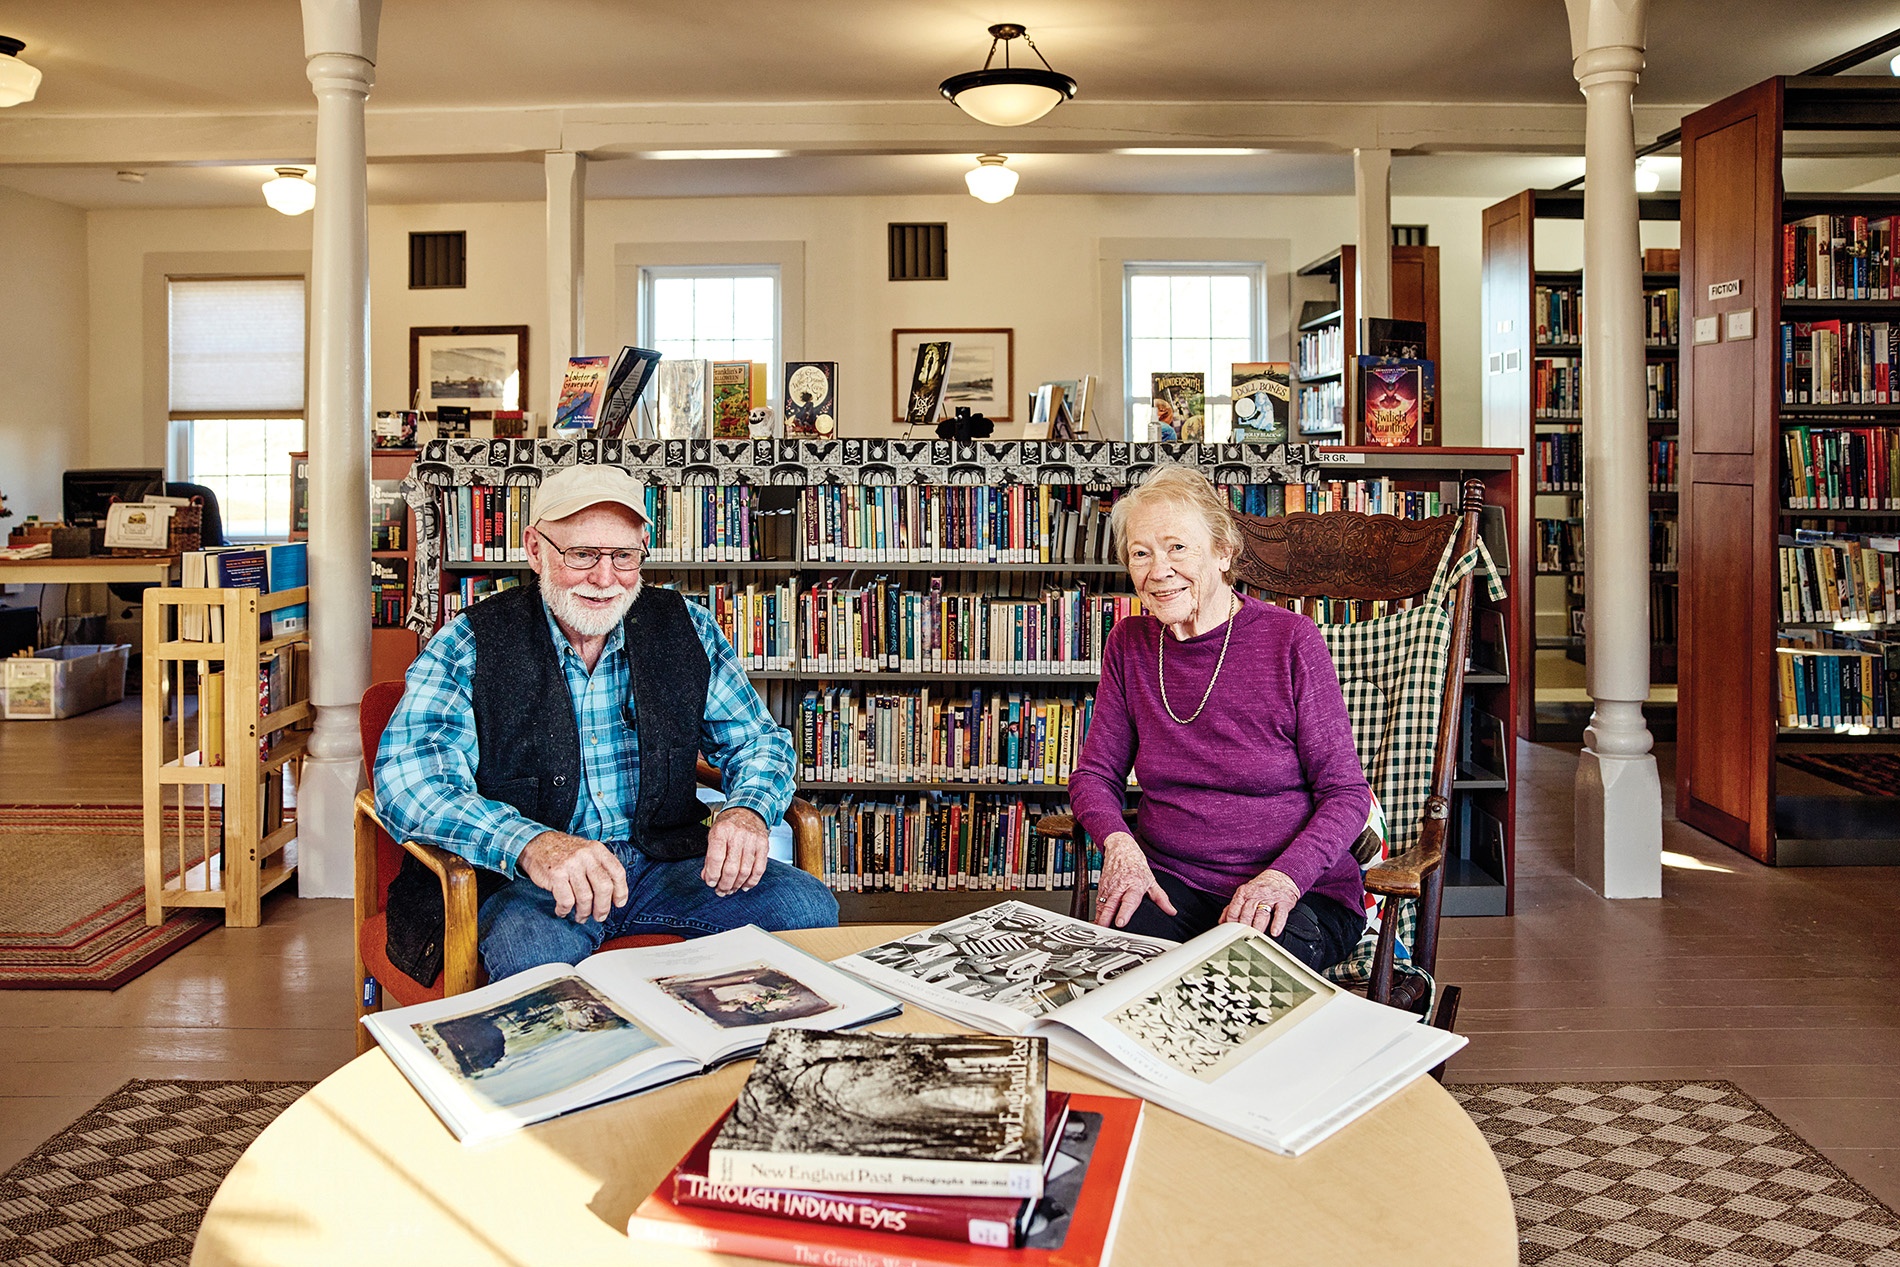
xmin=477 ymin=844 xmax=839 ymax=982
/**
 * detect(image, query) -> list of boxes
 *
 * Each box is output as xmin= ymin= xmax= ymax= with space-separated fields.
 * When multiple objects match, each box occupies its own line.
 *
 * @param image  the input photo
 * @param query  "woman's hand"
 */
xmin=1094 ymin=832 xmax=1177 ymax=929
xmin=1222 ymin=868 xmax=1302 ymax=937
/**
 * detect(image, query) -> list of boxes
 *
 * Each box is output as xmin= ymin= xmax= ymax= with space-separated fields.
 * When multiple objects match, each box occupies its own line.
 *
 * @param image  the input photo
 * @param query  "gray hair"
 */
xmin=1109 ymin=466 xmax=1243 ymax=580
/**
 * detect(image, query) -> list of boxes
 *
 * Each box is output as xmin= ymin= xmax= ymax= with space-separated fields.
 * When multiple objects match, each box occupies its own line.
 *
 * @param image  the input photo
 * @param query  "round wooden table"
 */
xmin=192 ymin=926 xmax=1517 ymax=1266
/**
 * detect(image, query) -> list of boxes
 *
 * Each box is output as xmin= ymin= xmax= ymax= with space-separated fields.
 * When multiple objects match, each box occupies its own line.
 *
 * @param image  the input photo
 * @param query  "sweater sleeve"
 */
xmin=1263 ymin=620 xmax=1373 ymax=895
xmin=1067 ymin=620 xmax=1138 ymax=844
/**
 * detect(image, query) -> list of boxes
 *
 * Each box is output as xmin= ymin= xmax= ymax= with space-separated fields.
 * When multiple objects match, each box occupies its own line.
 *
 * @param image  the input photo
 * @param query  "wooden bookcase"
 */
xmin=290 ymin=448 xmax=418 ymax=685
xmin=1481 ymin=190 xmax=1683 ymax=740
xmin=403 ymin=440 xmax=1521 ymax=919
xmin=1677 ymin=75 xmax=1900 ymax=865
xmin=1294 ymin=244 xmax=1442 ymax=446
xmin=142 ymin=585 xmax=308 ymax=927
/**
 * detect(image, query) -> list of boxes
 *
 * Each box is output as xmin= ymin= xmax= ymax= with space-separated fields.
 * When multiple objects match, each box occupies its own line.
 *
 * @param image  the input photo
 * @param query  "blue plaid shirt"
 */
xmin=374 ymin=596 xmax=796 ymax=876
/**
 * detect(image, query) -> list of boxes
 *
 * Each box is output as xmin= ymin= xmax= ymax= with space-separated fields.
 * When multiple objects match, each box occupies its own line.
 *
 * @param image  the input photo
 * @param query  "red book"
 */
xmin=630 ymin=1093 xmax=1142 ymax=1267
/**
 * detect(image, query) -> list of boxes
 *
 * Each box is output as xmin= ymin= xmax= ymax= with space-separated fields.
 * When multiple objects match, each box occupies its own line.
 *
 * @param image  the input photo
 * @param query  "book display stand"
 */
xmin=141 ymin=585 xmax=308 ymax=927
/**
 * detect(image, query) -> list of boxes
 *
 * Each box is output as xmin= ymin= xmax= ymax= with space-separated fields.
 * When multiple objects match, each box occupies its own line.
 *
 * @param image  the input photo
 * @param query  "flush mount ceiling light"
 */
xmin=939 ymin=24 xmax=1077 ymax=127
xmin=965 ymin=154 xmax=1019 ymax=203
xmin=262 ymin=166 xmax=316 ymax=216
xmin=0 ymin=36 xmax=42 ymax=107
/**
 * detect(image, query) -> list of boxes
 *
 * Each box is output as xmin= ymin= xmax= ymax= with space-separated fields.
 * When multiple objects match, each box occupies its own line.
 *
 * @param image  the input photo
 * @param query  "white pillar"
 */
xmin=1566 ymin=0 xmax=1662 ymax=898
xmin=545 ymin=151 xmax=586 ymax=421
xmin=297 ymin=0 xmax=381 ymax=899
xmin=1353 ymin=147 xmax=1392 ymax=323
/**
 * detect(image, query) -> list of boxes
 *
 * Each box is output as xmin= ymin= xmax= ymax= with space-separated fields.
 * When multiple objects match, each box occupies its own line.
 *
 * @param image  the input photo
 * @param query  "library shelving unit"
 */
xmin=1294 ymin=244 xmax=1443 ymax=446
xmin=142 ymin=584 xmax=308 ymax=927
xmin=1481 ymin=189 xmax=1683 ymax=740
xmin=290 ymin=448 xmax=417 ymax=684
xmin=1678 ymin=75 xmax=1900 ymax=865
xmin=402 ymin=437 xmax=1521 ymax=919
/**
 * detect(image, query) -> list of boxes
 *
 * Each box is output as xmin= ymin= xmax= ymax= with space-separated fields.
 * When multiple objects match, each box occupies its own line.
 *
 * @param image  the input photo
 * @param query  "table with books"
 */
xmin=193 ymin=921 xmax=1517 ymax=1267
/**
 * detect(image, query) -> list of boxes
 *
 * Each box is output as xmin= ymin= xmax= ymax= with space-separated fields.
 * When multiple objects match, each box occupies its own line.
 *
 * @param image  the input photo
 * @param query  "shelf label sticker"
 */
xmin=1707 ymin=279 xmax=1742 ymax=301
xmin=1308 ymin=450 xmax=1368 ymax=465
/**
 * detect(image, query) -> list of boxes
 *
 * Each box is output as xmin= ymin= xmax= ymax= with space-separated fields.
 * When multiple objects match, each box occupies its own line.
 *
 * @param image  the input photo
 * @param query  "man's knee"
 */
xmin=757 ymin=864 xmax=839 ymax=931
xmin=478 ymin=882 xmax=597 ymax=981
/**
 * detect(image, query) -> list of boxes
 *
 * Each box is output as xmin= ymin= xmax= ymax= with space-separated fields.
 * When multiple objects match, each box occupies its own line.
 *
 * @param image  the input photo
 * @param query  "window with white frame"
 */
xmin=1123 ymin=263 xmax=1267 ymax=441
xmin=168 ymin=277 xmax=306 ymax=540
xmin=638 ymin=266 xmax=781 ymax=409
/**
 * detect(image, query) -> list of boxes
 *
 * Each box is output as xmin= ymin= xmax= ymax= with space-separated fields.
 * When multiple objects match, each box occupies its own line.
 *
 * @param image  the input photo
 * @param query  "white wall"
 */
xmin=1 ymin=186 xmax=89 ymax=523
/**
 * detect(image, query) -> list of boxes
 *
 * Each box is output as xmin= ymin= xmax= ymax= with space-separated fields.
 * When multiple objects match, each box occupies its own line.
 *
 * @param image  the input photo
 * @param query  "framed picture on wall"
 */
xmin=409 ymin=325 xmax=529 ymax=417
xmin=892 ymin=328 xmax=1013 ymax=423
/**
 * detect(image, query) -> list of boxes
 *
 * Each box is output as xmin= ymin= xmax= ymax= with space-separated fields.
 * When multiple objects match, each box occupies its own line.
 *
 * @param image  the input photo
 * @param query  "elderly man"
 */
xmin=375 ymin=464 xmax=837 ymax=984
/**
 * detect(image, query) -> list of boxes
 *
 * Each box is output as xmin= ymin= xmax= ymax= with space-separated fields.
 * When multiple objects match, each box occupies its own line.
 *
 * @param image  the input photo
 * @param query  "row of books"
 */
xmin=1780 ymin=320 xmax=1899 ymax=405
xmin=812 ymin=793 xmax=1092 ymax=894
xmin=1776 ymin=635 xmax=1899 ymax=730
xmin=1296 ymin=324 xmax=1345 ymax=379
xmin=1777 ymin=533 xmax=1899 ymax=624
xmin=1534 ymin=433 xmax=1679 ymax=493
xmin=1538 ymin=511 xmax=1678 ymax=573
xmin=1782 ymin=213 xmax=1896 ymax=301
xmin=1532 ymin=283 xmax=1679 ymax=346
xmin=784 ymin=583 xmax=1135 ymax=677
xmin=1533 ymin=357 xmax=1681 ymax=421
xmin=1782 ymin=426 xmax=1900 ymax=509
xmin=441 ymin=485 xmax=530 ymax=564
xmin=797 ymin=484 xmax=1120 ymax=566
xmin=439 ymin=571 xmax=522 ymax=621
xmin=369 ymin=480 xmax=407 ymax=551
xmin=176 ymin=543 xmax=308 ymax=643
xmin=369 ymin=556 xmax=408 ymax=629
xmin=643 ymin=484 xmax=764 ymax=561
xmin=796 ymin=686 xmax=1095 ymax=788
xmin=1296 ymin=378 xmax=1345 ymax=434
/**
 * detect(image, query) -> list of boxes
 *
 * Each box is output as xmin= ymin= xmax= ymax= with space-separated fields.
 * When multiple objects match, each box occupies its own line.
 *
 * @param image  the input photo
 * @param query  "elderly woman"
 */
xmin=1067 ymin=467 xmax=1370 ymax=970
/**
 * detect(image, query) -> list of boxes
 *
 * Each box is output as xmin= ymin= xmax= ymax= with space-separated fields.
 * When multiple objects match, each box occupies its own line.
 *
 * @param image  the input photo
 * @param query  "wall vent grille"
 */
xmin=888 ymin=223 xmax=948 ymax=281
xmin=409 ymin=231 xmax=467 ymax=289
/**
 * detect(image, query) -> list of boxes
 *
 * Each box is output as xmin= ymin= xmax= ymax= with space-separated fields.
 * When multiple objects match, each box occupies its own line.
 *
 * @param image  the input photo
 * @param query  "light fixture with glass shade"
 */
xmin=1634 ymin=156 xmax=1661 ymax=193
xmin=262 ymin=167 xmax=316 ymax=216
xmin=965 ymin=155 xmax=1019 ymax=203
xmin=939 ymin=24 xmax=1077 ymax=127
xmin=0 ymin=36 xmax=42 ymax=107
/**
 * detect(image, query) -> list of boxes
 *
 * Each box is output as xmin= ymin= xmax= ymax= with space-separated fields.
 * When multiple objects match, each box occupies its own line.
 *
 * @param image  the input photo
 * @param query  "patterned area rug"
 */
xmin=0 ymin=1079 xmax=311 ymax=1267
xmin=1453 ymin=1081 xmax=1900 ymax=1265
xmin=0 ymin=805 xmax=222 ymax=990
xmin=1779 ymin=753 xmax=1900 ymax=800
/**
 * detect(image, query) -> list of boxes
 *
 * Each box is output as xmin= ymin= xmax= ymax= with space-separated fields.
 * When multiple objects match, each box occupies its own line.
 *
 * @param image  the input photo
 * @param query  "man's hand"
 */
xmin=518 ymin=831 xmax=628 ymax=923
xmin=1093 ymin=831 xmax=1177 ymax=929
xmin=704 ymin=806 xmax=770 ymax=896
xmin=1222 ymin=867 xmax=1302 ymax=937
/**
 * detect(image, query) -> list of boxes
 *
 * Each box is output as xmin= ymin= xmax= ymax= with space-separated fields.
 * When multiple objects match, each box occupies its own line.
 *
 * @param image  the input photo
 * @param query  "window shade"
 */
xmin=168 ymin=278 xmax=307 ymax=413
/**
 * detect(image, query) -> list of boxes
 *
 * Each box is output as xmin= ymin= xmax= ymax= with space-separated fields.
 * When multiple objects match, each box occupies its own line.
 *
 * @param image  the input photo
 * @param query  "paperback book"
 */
xmin=708 ymin=1030 xmax=1049 ymax=1197
xmin=554 ymin=355 xmax=613 ymax=431
xmin=785 ymin=361 xmax=840 ymax=437
xmin=596 ymin=345 xmax=663 ymax=438
xmin=1229 ymin=362 xmax=1291 ymax=444
xmin=836 ymin=904 xmax=1465 ymax=1156
xmin=266 ymin=542 xmax=308 ymax=638
xmin=630 ymin=1093 xmax=1144 ymax=1267
xmin=1149 ymin=372 xmax=1205 ymax=442
xmin=658 ymin=359 xmax=713 ymax=440
xmin=360 ymin=924 xmax=902 ymax=1145
xmin=905 ymin=342 xmax=955 ymax=431
xmin=711 ymin=360 xmax=754 ymax=439
xmin=1357 ymin=357 xmax=1430 ymax=447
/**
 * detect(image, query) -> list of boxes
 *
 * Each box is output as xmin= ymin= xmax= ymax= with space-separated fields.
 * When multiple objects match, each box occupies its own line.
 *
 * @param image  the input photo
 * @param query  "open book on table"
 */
xmin=361 ymin=924 xmax=902 ymax=1145
xmin=834 ymin=901 xmax=1465 ymax=1156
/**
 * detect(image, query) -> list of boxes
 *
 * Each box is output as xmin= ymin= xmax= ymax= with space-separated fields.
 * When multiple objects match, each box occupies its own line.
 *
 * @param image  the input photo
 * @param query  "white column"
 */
xmin=1566 ymin=0 xmax=1662 ymax=898
xmin=297 ymin=0 xmax=381 ymax=899
xmin=545 ymin=151 xmax=586 ymax=421
xmin=1353 ymin=147 xmax=1393 ymax=323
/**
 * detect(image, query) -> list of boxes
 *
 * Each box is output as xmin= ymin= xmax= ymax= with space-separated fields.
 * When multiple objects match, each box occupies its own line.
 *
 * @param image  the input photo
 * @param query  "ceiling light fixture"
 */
xmin=939 ymin=24 xmax=1077 ymax=127
xmin=1890 ymin=51 xmax=1900 ymax=75
xmin=965 ymin=154 xmax=1019 ymax=203
xmin=262 ymin=167 xmax=316 ymax=216
xmin=0 ymin=36 xmax=42 ymax=107
xmin=1634 ymin=156 xmax=1661 ymax=193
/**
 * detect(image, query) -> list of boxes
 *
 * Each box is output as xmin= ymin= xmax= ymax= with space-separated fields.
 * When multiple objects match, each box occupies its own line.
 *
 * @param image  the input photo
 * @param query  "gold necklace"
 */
xmin=1158 ymin=593 xmax=1240 ymax=725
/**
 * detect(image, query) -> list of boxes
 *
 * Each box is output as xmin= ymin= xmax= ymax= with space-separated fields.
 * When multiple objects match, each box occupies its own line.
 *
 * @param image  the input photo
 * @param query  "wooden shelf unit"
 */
xmin=142 ymin=585 xmax=309 ymax=928
xmin=402 ymin=442 xmax=1522 ymax=919
xmin=290 ymin=448 xmax=419 ymax=684
xmin=1294 ymin=244 xmax=1442 ymax=446
xmin=1677 ymin=74 xmax=1900 ymax=866
xmin=1481 ymin=190 xmax=1685 ymax=739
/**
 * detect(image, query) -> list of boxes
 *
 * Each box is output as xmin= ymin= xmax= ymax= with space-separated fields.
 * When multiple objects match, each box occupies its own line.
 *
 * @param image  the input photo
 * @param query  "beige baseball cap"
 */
xmin=531 ymin=464 xmax=651 ymax=527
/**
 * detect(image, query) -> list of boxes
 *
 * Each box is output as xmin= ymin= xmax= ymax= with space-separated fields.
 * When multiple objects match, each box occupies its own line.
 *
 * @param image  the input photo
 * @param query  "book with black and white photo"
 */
xmin=360 ymin=924 xmax=903 ymax=1146
xmin=834 ymin=902 xmax=1465 ymax=1157
xmin=658 ymin=358 xmax=713 ymax=440
xmin=904 ymin=342 xmax=954 ymax=432
xmin=707 ymin=1030 xmax=1049 ymax=1198
xmin=596 ymin=345 xmax=663 ymax=438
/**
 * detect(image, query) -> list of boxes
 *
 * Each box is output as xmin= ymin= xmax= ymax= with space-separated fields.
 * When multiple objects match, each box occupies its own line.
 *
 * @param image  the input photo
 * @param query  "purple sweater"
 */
xmin=1069 ymin=595 xmax=1370 ymax=916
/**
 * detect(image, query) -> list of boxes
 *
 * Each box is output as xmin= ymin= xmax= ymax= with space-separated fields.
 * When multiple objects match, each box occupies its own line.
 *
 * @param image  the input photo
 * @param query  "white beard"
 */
xmin=544 ymin=575 xmax=641 ymax=637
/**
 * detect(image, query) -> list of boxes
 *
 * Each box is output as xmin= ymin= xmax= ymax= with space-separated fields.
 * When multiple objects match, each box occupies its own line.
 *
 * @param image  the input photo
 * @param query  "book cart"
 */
xmin=1481 ymin=189 xmax=1683 ymax=740
xmin=1677 ymin=75 xmax=1900 ymax=864
xmin=401 ymin=437 xmax=1521 ymax=918
xmin=142 ymin=585 xmax=309 ymax=927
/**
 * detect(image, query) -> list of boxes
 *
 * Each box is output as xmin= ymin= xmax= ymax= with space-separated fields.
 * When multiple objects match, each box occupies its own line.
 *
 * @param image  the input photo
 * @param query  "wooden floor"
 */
xmin=1 ymin=700 xmax=1895 ymax=1211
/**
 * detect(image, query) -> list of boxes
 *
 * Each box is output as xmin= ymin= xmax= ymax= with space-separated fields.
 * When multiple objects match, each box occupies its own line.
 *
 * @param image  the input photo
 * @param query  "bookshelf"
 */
xmin=1294 ymin=244 xmax=1442 ymax=446
xmin=1481 ymin=189 xmax=1683 ymax=740
xmin=290 ymin=448 xmax=417 ymax=684
xmin=403 ymin=437 xmax=1521 ymax=919
xmin=1677 ymin=74 xmax=1900 ymax=865
xmin=142 ymin=584 xmax=308 ymax=927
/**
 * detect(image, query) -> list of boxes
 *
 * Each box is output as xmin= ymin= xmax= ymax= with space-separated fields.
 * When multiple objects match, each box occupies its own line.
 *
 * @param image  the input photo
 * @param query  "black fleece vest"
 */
xmin=382 ymin=582 xmax=712 ymax=985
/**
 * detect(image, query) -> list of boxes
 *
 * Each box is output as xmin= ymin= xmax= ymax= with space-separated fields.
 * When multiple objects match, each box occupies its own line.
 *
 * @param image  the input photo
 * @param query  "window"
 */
xmin=1123 ymin=264 xmax=1267 ymax=441
xmin=168 ymin=277 xmax=306 ymax=539
xmin=638 ymin=266 xmax=781 ymax=409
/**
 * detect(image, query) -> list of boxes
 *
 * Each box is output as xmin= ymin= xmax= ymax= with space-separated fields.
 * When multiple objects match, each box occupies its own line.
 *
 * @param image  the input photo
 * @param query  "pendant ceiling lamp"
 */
xmin=0 ymin=36 xmax=42 ymax=107
xmin=262 ymin=167 xmax=316 ymax=216
xmin=939 ymin=24 xmax=1077 ymax=127
xmin=964 ymin=154 xmax=1019 ymax=203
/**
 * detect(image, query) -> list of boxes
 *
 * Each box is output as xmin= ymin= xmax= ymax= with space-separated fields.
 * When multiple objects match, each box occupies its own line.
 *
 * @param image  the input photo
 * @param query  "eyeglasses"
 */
xmin=537 ymin=531 xmax=648 ymax=572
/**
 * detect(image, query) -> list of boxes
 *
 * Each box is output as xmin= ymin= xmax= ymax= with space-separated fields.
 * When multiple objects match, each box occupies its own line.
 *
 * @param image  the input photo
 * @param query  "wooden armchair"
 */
xmin=352 ymin=678 xmax=827 ymax=1053
xmin=1037 ymin=480 xmax=1493 ymax=1042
